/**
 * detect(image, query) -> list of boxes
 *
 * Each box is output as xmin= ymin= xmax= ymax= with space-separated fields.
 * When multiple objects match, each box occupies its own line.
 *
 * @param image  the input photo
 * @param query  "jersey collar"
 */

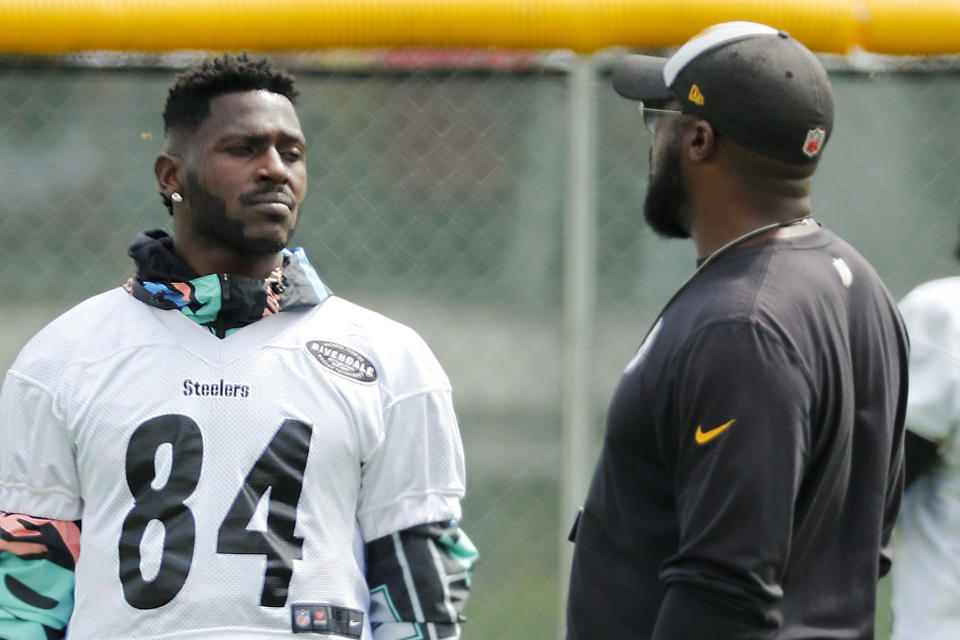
xmin=124 ymin=229 xmax=330 ymax=338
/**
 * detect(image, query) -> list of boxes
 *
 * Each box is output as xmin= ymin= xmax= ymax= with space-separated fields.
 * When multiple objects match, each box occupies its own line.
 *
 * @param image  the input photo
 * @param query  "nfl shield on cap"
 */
xmin=612 ymin=21 xmax=834 ymax=164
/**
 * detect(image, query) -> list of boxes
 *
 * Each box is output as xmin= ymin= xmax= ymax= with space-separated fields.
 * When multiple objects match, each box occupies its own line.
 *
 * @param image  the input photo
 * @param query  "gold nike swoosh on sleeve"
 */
xmin=695 ymin=419 xmax=736 ymax=445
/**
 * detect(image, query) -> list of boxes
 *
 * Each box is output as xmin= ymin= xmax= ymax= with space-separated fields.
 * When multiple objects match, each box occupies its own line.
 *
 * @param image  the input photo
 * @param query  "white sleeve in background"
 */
xmin=899 ymin=277 xmax=960 ymax=459
xmin=893 ymin=276 xmax=960 ymax=640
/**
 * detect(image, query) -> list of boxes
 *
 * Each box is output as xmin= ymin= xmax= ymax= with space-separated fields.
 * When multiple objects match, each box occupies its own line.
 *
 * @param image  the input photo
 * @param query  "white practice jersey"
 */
xmin=892 ymin=276 xmax=960 ymax=640
xmin=0 ymin=289 xmax=465 ymax=639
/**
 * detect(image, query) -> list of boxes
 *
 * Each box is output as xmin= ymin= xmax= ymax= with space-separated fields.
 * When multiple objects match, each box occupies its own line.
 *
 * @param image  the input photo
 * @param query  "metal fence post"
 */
xmin=558 ymin=53 xmax=598 ymax=640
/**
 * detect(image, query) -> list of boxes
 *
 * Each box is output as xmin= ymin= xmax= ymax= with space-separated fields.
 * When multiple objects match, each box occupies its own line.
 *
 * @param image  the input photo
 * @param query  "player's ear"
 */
xmin=154 ymin=153 xmax=183 ymax=200
xmin=687 ymin=120 xmax=717 ymax=163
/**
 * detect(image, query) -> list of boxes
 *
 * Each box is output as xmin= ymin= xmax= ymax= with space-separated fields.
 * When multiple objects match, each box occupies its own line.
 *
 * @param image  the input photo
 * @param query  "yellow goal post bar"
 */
xmin=1 ymin=0 xmax=959 ymax=56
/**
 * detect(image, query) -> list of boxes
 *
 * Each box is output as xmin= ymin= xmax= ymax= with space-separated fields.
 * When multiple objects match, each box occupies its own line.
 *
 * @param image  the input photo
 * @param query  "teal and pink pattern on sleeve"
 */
xmin=0 ymin=513 xmax=80 ymax=639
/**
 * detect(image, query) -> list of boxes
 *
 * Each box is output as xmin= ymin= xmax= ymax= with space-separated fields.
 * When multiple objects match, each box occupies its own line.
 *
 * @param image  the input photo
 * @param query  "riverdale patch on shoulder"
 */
xmin=306 ymin=340 xmax=378 ymax=383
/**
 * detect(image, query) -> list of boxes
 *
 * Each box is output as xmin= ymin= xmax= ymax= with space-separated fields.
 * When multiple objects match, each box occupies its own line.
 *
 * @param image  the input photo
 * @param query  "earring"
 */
xmin=171 ymin=192 xmax=183 ymax=203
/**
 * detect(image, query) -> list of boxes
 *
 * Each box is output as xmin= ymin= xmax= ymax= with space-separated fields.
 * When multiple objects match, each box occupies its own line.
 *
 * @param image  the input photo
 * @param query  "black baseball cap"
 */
xmin=612 ymin=21 xmax=834 ymax=164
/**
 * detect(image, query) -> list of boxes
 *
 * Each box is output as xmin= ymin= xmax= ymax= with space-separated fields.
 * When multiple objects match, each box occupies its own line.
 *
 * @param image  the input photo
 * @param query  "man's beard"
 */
xmin=184 ymin=172 xmax=294 ymax=255
xmin=643 ymin=137 xmax=690 ymax=239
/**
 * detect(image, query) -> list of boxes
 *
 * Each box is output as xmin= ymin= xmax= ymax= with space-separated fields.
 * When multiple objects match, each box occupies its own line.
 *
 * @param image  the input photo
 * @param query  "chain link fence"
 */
xmin=2 ymin=52 xmax=960 ymax=639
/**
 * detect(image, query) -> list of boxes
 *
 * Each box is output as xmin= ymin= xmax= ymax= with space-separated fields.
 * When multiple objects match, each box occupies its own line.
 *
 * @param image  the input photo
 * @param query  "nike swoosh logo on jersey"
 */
xmin=695 ymin=419 xmax=735 ymax=445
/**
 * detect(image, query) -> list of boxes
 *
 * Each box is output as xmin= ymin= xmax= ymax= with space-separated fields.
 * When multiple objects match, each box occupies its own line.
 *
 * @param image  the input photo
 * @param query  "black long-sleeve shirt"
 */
xmin=567 ymin=225 xmax=908 ymax=639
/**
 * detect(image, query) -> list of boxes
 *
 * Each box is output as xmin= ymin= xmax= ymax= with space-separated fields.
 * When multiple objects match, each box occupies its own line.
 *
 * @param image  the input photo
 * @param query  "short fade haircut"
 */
xmin=162 ymin=52 xmax=298 ymax=135
xmin=159 ymin=53 xmax=298 ymax=213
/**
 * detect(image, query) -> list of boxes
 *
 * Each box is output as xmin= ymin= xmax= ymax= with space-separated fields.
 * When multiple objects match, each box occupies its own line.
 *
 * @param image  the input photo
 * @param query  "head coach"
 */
xmin=566 ymin=21 xmax=908 ymax=640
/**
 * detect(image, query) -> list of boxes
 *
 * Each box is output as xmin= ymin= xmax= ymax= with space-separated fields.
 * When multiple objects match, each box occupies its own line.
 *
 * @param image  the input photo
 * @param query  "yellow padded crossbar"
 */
xmin=1 ymin=0 xmax=959 ymax=55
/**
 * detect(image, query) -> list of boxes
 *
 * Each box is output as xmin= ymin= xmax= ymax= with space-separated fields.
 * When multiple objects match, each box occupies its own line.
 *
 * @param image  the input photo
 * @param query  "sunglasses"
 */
xmin=639 ymin=101 xmax=685 ymax=133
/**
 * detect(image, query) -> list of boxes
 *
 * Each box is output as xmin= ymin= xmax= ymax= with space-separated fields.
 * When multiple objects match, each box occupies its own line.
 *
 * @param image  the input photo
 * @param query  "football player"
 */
xmin=0 ymin=53 xmax=476 ymax=640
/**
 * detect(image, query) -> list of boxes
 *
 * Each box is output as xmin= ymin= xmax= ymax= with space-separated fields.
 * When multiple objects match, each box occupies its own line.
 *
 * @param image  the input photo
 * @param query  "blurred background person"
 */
xmin=891 ymin=234 xmax=960 ymax=640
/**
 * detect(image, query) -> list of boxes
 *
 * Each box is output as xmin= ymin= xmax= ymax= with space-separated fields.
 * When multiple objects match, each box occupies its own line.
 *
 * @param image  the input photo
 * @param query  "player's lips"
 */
xmin=241 ymin=191 xmax=296 ymax=211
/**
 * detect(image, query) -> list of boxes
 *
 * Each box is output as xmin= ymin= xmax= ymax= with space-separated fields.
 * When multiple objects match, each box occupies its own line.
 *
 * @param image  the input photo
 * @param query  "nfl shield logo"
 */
xmin=294 ymin=609 xmax=311 ymax=629
xmin=802 ymin=127 xmax=826 ymax=158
